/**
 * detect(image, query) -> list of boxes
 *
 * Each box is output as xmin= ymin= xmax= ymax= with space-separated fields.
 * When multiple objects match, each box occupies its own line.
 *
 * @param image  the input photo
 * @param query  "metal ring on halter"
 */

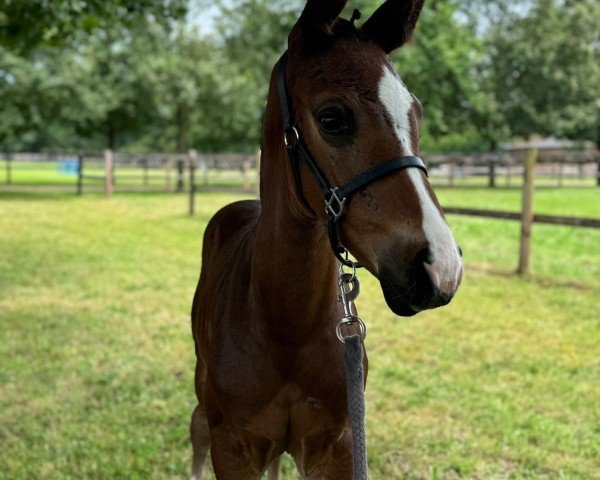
xmin=339 ymin=263 xmax=357 ymax=285
xmin=336 ymin=316 xmax=367 ymax=343
xmin=338 ymin=248 xmax=357 ymax=283
xmin=283 ymin=126 xmax=300 ymax=147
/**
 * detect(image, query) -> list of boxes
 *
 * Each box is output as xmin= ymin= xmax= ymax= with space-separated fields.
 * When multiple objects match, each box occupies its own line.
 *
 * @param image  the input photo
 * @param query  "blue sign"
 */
xmin=58 ymin=157 xmax=79 ymax=176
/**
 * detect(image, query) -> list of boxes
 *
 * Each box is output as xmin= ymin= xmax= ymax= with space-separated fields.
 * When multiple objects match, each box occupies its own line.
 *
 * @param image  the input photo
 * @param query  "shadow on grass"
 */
xmin=0 ymin=190 xmax=80 ymax=202
xmin=467 ymin=263 xmax=600 ymax=292
xmin=0 ymin=187 xmax=255 ymax=202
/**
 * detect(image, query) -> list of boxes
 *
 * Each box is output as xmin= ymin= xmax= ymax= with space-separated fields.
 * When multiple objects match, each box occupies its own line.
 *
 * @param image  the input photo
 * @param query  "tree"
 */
xmin=210 ymin=0 xmax=500 ymax=152
xmin=0 ymin=0 xmax=187 ymax=54
xmin=0 ymin=46 xmax=112 ymax=151
xmin=210 ymin=0 xmax=300 ymax=148
xmin=353 ymin=0 xmax=506 ymax=151
xmin=486 ymin=0 xmax=600 ymax=145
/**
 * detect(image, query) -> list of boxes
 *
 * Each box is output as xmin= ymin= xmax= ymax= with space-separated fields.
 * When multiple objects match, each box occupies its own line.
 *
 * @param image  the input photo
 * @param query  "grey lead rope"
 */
xmin=344 ymin=335 xmax=368 ymax=480
xmin=336 ymin=260 xmax=368 ymax=479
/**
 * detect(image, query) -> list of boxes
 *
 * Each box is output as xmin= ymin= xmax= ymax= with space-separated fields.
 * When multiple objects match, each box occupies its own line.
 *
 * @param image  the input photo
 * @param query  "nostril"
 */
xmin=415 ymin=247 xmax=434 ymax=265
xmin=408 ymin=248 xmax=437 ymax=305
xmin=457 ymin=243 xmax=463 ymax=257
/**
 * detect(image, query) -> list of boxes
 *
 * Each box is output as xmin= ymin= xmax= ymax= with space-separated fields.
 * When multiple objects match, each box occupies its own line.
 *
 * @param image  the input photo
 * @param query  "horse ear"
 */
xmin=292 ymin=0 xmax=349 ymax=45
xmin=361 ymin=0 xmax=425 ymax=53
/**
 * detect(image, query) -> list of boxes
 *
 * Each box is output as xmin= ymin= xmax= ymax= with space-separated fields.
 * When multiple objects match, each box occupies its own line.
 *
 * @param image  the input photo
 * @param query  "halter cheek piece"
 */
xmin=277 ymin=51 xmax=428 ymax=268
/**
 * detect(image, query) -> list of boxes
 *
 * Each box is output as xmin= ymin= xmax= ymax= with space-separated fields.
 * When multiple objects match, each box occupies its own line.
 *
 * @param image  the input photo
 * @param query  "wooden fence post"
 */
xmin=165 ymin=160 xmax=172 ymax=192
xmin=517 ymin=148 xmax=538 ymax=275
xmin=176 ymin=159 xmax=185 ymax=192
xmin=189 ymin=150 xmax=197 ymax=216
xmin=111 ymin=157 xmax=117 ymax=186
xmin=6 ymin=153 xmax=12 ymax=185
xmin=104 ymin=149 xmax=113 ymax=198
xmin=242 ymin=160 xmax=251 ymax=191
xmin=596 ymin=159 xmax=600 ymax=187
xmin=488 ymin=162 xmax=496 ymax=188
xmin=143 ymin=158 xmax=149 ymax=186
xmin=448 ymin=162 xmax=455 ymax=187
xmin=77 ymin=155 xmax=84 ymax=196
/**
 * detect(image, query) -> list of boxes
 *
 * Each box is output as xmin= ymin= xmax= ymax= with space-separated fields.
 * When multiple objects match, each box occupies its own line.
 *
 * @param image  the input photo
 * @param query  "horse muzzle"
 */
xmin=378 ymin=246 xmax=463 ymax=317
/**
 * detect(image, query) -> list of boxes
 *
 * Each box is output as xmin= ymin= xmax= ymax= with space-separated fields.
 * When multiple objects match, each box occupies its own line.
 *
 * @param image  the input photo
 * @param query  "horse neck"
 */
xmin=251 ymin=77 xmax=338 ymax=330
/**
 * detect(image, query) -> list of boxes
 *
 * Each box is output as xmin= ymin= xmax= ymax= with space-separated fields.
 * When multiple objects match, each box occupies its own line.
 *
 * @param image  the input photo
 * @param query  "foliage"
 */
xmin=0 ymin=0 xmax=187 ymax=53
xmin=0 ymin=0 xmax=598 ymax=153
xmin=486 ymin=0 xmax=600 ymax=144
xmin=211 ymin=0 xmax=301 ymax=148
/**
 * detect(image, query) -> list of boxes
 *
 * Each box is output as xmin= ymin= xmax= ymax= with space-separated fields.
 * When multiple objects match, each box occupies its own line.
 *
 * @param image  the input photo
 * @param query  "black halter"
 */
xmin=277 ymin=51 xmax=428 ymax=268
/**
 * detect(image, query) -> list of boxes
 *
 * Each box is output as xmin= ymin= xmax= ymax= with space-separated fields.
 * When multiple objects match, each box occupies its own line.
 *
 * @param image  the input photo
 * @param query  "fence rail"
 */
xmin=444 ymin=207 xmax=600 ymax=229
xmin=437 ymin=148 xmax=600 ymax=275
xmin=1 ymin=150 xmax=259 ymax=193
xmin=426 ymin=150 xmax=600 ymax=188
xmin=2 ymin=149 xmax=599 ymax=191
xmin=2 ymin=148 xmax=599 ymax=275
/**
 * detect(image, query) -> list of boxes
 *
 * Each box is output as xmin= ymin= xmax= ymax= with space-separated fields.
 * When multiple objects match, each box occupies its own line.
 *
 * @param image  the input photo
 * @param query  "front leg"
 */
xmin=210 ymin=422 xmax=280 ymax=480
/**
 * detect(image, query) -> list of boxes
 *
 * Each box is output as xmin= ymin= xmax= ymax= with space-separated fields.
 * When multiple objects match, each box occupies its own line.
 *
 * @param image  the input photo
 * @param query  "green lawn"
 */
xmin=435 ymin=186 xmax=600 ymax=218
xmin=0 ymin=160 xmax=258 ymax=189
xmin=0 ymin=189 xmax=599 ymax=479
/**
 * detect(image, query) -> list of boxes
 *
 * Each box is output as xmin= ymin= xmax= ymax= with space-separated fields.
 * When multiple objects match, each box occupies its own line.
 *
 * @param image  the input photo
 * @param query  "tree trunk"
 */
xmin=177 ymin=103 xmax=187 ymax=154
xmin=107 ymin=123 xmax=116 ymax=151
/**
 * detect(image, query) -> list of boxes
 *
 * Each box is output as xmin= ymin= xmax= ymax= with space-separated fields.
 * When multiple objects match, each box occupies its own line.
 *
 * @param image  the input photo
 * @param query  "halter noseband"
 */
xmin=277 ymin=51 xmax=428 ymax=268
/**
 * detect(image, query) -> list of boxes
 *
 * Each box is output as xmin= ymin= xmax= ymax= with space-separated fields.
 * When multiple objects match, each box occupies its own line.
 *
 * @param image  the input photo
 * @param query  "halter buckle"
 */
xmin=325 ymin=188 xmax=346 ymax=222
xmin=283 ymin=126 xmax=300 ymax=149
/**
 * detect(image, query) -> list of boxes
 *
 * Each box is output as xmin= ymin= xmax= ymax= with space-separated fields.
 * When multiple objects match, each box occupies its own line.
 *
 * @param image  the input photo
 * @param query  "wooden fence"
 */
xmin=76 ymin=151 xmax=191 ymax=196
xmin=187 ymin=149 xmax=259 ymax=214
xmin=2 ymin=148 xmax=599 ymax=275
xmin=425 ymin=150 xmax=600 ymax=188
xmin=0 ymin=150 xmax=258 ymax=194
xmin=3 ymin=149 xmax=599 ymax=192
xmin=184 ymin=147 xmax=600 ymax=275
xmin=432 ymin=149 xmax=600 ymax=274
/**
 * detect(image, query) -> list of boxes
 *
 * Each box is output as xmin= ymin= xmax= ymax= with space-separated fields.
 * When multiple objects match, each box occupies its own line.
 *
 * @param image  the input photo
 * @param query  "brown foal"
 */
xmin=190 ymin=1 xmax=463 ymax=478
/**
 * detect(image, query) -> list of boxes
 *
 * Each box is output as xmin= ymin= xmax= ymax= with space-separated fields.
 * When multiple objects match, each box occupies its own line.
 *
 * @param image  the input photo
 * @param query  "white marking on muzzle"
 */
xmin=378 ymin=64 xmax=462 ymax=293
xmin=407 ymin=169 xmax=462 ymax=291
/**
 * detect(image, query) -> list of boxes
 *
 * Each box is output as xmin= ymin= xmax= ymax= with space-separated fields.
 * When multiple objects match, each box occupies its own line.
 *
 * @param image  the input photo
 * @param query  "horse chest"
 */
xmin=207 ymin=335 xmax=351 ymax=442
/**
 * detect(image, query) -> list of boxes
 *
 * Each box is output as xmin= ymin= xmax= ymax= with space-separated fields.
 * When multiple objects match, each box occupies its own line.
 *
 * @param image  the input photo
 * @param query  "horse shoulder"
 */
xmin=201 ymin=200 xmax=261 ymax=265
xmin=192 ymin=200 xmax=261 ymax=353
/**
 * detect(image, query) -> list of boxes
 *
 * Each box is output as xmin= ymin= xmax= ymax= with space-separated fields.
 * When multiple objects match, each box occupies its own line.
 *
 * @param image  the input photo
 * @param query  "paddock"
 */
xmin=0 ymin=187 xmax=598 ymax=479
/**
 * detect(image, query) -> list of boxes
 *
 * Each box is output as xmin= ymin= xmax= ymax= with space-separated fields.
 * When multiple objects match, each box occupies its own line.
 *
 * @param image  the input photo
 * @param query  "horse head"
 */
xmin=274 ymin=0 xmax=463 ymax=316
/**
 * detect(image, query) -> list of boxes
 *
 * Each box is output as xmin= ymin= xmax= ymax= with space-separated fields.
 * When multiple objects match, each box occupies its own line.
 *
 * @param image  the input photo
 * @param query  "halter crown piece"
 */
xmin=277 ymin=51 xmax=428 ymax=268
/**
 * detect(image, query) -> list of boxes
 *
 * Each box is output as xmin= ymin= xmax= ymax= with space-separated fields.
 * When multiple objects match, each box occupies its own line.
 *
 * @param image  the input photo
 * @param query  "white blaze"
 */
xmin=378 ymin=65 xmax=462 ymax=291
xmin=378 ymin=66 xmax=415 ymax=155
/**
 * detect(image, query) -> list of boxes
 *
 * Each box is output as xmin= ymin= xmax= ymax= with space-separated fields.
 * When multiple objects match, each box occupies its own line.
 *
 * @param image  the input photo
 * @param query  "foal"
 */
xmin=190 ymin=1 xmax=463 ymax=478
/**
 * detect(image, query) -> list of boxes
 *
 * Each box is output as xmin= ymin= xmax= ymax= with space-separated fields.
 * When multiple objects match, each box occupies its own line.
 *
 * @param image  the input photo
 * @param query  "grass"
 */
xmin=0 ymin=161 xmax=258 ymax=189
xmin=0 ymin=187 xmax=599 ymax=480
xmin=435 ymin=186 xmax=600 ymax=218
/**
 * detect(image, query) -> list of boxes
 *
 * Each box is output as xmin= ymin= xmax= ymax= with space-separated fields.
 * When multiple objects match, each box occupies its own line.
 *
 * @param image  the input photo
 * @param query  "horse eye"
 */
xmin=317 ymin=108 xmax=348 ymax=135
